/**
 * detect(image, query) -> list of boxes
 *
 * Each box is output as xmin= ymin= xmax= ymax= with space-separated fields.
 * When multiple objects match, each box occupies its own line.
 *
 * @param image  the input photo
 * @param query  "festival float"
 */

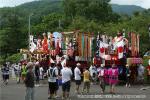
xmin=20 ymin=30 xmax=143 ymax=82
xmin=96 ymin=32 xmax=143 ymax=82
xmin=20 ymin=31 xmax=96 ymax=71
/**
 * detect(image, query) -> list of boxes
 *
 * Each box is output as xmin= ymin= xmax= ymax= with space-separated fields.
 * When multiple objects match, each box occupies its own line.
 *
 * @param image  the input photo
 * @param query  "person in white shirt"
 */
xmin=54 ymin=63 xmax=60 ymax=98
xmin=74 ymin=63 xmax=81 ymax=94
xmin=138 ymin=64 xmax=145 ymax=84
xmin=61 ymin=63 xmax=72 ymax=99
xmin=47 ymin=63 xmax=58 ymax=99
xmin=39 ymin=66 xmax=44 ymax=80
xmin=89 ymin=64 xmax=97 ymax=84
xmin=14 ymin=63 xmax=21 ymax=83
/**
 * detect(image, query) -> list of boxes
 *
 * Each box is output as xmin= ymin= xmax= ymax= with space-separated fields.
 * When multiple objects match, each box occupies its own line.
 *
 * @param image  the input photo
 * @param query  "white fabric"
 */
xmin=116 ymin=39 xmax=124 ymax=59
xmin=47 ymin=67 xmax=58 ymax=82
xmin=74 ymin=67 xmax=81 ymax=80
xmin=61 ymin=59 xmax=66 ymax=68
xmin=98 ymin=68 xmax=104 ymax=77
xmin=61 ymin=67 xmax=72 ymax=83
xmin=50 ymin=58 xmax=55 ymax=63
xmin=138 ymin=65 xmax=145 ymax=76
xmin=39 ymin=67 xmax=43 ymax=76
xmin=89 ymin=65 xmax=97 ymax=76
xmin=29 ymin=35 xmax=36 ymax=52
xmin=54 ymin=67 xmax=59 ymax=79
xmin=99 ymin=41 xmax=108 ymax=58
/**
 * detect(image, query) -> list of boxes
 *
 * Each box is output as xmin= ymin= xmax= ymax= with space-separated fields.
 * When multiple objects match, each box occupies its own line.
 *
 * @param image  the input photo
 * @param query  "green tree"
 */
xmin=0 ymin=9 xmax=27 ymax=59
xmin=33 ymin=13 xmax=64 ymax=33
xmin=63 ymin=0 xmax=118 ymax=23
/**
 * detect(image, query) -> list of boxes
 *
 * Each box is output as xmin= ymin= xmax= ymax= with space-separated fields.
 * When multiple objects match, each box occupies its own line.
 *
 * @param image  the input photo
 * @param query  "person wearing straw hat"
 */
xmin=24 ymin=62 xmax=35 ymax=100
xmin=74 ymin=63 xmax=81 ymax=94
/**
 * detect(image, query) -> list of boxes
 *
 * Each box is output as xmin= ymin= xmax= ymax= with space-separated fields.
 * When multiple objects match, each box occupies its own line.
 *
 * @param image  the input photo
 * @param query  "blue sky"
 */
xmin=0 ymin=0 xmax=150 ymax=9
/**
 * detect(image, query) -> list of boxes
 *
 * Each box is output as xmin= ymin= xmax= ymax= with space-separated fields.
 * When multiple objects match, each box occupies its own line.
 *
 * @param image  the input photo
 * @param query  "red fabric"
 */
xmin=100 ymin=47 xmax=105 ymax=53
xmin=55 ymin=39 xmax=60 ymax=55
xmin=118 ymin=46 xmax=123 ymax=53
xmin=42 ymin=36 xmax=48 ymax=53
xmin=147 ymin=66 xmax=150 ymax=75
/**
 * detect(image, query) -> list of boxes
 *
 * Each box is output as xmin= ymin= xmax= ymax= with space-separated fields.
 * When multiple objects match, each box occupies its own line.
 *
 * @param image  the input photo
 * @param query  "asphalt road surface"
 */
xmin=1 ymin=77 xmax=150 ymax=100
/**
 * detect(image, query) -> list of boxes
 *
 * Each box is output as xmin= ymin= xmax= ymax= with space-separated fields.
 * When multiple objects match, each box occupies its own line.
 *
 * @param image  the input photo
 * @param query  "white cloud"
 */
xmin=0 ymin=0 xmax=150 ymax=9
xmin=0 ymin=0 xmax=36 ymax=7
xmin=111 ymin=0 xmax=150 ymax=9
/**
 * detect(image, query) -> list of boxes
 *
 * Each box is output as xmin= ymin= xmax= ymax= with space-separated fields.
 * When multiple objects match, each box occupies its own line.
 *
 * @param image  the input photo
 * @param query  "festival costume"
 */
xmin=108 ymin=67 xmax=119 ymax=85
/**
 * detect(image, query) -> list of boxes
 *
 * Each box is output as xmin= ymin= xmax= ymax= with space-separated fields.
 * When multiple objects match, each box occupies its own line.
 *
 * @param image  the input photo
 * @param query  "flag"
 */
xmin=137 ymin=34 xmax=140 ymax=55
xmin=37 ymin=38 xmax=42 ymax=50
xmin=50 ymin=58 xmax=55 ymax=63
xmin=56 ymin=55 xmax=61 ymax=64
xmin=61 ymin=59 xmax=66 ymax=68
xmin=81 ymin=33 xmax=84 ymax=57
xmin=47 ymin=32 xmax=51 ymax=49
xmin=50 ymin=50 xmax=56 ymax=56
xmin=99 ymin=41 xmax=108 ymax=58
xmin=116 ymin=40 xmax=124 ymax=59
xmin=29 ymin=35 xmax=36 ymax=52
xmin=56 ymin=38 xmax=60 ymax=55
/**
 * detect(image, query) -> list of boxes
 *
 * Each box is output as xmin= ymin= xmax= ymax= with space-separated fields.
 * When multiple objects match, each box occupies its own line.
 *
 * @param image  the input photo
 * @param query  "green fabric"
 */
xmin=22 ymin=65 xmax=27 ymax=75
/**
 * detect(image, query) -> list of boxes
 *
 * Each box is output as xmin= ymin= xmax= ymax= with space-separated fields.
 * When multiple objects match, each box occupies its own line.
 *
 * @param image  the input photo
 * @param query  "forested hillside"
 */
xmin=0 ymin=0 xmax=150 ymax=63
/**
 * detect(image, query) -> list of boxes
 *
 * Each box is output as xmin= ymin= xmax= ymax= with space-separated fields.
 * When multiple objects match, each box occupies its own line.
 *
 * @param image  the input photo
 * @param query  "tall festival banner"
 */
xmin=77 ymin=33 xmax=82 ymax=57
xmin=89 ymin=37 xmax=92 ymax=58
xmin=99 ymin=41 xmax=105 ymax=59
xmin=47 ymin=32 xmax=51 ymax=50
xmin=42 ymin=33 xmax=48 ymax=53
xmin=131 ymin=33 xmax=134 ymax=56
xmin=81 ymin=33 xmax=85 ymax=58
xmin=88 ymin=35 xmax=91 ymax=60
xmin=131 ymin=33 xmax=137 ymax=57
xmin=56 ymin=38 xmax=60 ymax=55
xmin=117 ymin=40 xmax=124 ymax=59
xmin=137 ymin=34 xmax=140 ymax=55
xmin=135 ymin=33 xmax=137 ymax=56
xmin=86 ymin=35 xmax=88 ymax=60
xmin=37 ymin=37 xmax=42 ymax=50
xmin=29 ymin=35 xmax=36 ymax=52
xmin=84 ymin=35 xmax=87 ymax=60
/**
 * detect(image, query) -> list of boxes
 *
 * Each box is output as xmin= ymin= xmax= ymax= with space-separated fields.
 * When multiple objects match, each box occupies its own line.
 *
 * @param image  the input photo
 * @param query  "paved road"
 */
xmin=1 ymin=78 xmax=150 ymax=100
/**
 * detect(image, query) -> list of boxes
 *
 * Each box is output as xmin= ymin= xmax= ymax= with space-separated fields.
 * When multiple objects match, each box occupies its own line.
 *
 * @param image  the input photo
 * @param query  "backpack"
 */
xmin=48 ymin=68 xmax=56 ymax=78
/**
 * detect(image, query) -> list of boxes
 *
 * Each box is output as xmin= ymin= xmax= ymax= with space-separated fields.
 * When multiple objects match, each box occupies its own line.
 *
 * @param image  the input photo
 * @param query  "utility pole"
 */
xmin=59 ymin=19 xmax=61 ymax=29
xmin=28 ymin=15 xmax=31 ymax=50
xmin=148 ymin=24 xmax=150 ymax=42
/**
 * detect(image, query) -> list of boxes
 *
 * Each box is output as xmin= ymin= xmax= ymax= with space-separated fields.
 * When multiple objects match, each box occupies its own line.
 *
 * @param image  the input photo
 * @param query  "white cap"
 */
xmin=77 ymin=63 xmax=81 ymax=66
xmin=101 ymin=64 xmax=105 ymax=67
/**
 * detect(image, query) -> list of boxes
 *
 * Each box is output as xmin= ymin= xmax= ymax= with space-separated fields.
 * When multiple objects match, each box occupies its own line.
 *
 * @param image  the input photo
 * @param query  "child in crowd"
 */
xmin=82 ymin=67 xmax=91 ymax=94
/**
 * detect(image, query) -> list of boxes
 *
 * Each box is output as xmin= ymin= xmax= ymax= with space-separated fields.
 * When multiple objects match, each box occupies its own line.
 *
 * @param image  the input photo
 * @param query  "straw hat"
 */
xmin=26 ymin=62 xmax=34 ymax=69
xmin=77 ymin=63 xmax=81 ymax=66
xmin=112 ymin=64 xmax=116 ymax=67
xmin=126 ymin=64 xmax=129 ymax=67
xmin=101 ymin=64 xmax=105 ymax=67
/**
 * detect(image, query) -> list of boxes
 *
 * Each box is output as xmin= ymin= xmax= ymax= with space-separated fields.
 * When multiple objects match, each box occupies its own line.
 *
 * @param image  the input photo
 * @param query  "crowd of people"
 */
xmin=1 ymin=60 xmax=150 ymax=100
